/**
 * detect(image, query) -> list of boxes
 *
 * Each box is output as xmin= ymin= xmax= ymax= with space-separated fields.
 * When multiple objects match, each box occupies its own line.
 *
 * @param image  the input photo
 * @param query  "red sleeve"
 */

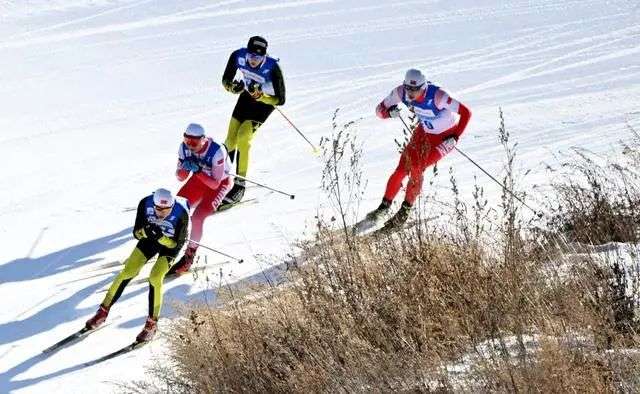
xmin=195 ymin=172 xmax=221 ymax=190
xmin=453 ymin=104 xmax=472 ymax=139
xmin=176 ymin=169 xmax=189 ymax=181
xmin=376 ymin=101 xmax=390 ymax=119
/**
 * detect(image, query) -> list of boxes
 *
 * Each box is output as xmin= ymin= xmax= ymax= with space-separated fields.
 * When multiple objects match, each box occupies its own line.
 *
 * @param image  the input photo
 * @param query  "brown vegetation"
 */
xmin=134 ymin=112 xmax=639 ymax=393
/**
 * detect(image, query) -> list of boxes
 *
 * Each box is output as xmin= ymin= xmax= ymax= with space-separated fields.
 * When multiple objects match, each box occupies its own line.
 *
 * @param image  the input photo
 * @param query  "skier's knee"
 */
xmin=148 ymin=256 xmax=171 ymax=288
xmin=239 ymin=120 xmax=258 ymax=138
xmin=121 ymin=248 xmax=148 ymax=278
xmin=224 ymin=117 xmax=241 ymax=148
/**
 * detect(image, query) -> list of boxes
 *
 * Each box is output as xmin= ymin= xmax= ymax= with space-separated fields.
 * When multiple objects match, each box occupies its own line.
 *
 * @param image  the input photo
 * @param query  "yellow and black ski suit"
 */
xmin=101 ymin=195 xmax=189 ymax=320
xmin=222 ymin=48 xmax=286 ymax=178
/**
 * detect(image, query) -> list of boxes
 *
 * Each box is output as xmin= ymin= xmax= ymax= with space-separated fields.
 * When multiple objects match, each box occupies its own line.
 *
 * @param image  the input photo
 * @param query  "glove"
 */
xmin=181 ymin=158 xmax=200 ymax=172
xmin=144 ymin=223 xmax=163 ymax=241
xmin=247 ymin=81 xmax=263 ymax=99
xmin=388 ymin=105 xmax=401 ymax=118
xmin=435 ymin=136 xmax=457 ymax=157
xmin=230 ymin=80 xmax=244 ymax=94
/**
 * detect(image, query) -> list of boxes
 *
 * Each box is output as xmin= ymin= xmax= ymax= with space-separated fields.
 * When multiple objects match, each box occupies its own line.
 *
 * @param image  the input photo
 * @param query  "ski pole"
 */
xmin=276 ymin=107 xmax=319 ymax=155
xmin=189 ymin=240 xmax=244 ymax=263
xmin=397 ymin=114 xmax=542 ymax=219
xmin=232 ymin=173 xmax=295 ymax=200
xmin=398 ymin=113 xmax=413 ymax=135
xmin=452 ymin=147 xmax=542 ymax=218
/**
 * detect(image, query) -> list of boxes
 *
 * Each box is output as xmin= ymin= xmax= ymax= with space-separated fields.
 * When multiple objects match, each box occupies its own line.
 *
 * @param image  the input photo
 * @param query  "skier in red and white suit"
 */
xmin=368 ymin=69 xmax=472 ymax=230
xmin=169 ymin=123 xmax=233 ymax=274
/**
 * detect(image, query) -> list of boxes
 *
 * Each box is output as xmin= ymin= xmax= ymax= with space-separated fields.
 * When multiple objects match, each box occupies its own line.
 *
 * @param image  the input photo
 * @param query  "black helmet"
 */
xmin=247 ymin=36 xmax=268 ymax=56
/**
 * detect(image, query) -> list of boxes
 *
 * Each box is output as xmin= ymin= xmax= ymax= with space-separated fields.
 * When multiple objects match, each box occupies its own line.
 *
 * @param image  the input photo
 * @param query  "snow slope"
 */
xmin=1 ymin=0 xmax=639 ymax=392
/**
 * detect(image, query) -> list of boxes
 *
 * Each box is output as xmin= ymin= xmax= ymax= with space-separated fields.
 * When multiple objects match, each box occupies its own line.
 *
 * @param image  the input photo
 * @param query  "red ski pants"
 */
xmin=383 ymin=125 xmax=457 ymax=205
xmin=177 ymin=176 xmax=232 ymax=249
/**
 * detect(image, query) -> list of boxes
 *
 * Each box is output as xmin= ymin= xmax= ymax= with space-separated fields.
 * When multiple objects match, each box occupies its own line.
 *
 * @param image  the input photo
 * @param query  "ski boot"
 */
xmin=218 ymin=179 xmax=246 ymax=211
xmin=136 ymin=317 xmax=157 ymax=342
xmin=365 ymin=198 xmax=392 ymax=222
xmin=168 ymin=247 xmax=196 ymax=275
xmin=85 ymin=304 xmax=110 ymax=329
xmin=353 ymin=199 xmax=392 ymax=234
xmin=380 ymin=201 xmax=412 ymax=233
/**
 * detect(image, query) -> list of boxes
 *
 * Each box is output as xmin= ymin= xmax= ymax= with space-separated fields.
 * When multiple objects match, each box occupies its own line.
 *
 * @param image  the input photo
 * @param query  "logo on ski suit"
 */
xmin=235 ymin=48 xmax=278 ymax=96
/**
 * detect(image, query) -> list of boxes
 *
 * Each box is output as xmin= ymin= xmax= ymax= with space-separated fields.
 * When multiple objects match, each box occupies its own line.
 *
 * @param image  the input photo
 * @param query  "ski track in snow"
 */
xmin=1 ymin=0 xmax=639 ymax=392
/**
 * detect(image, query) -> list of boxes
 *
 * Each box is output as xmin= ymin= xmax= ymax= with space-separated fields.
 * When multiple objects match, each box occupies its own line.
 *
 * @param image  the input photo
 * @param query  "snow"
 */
xmin=1 ymin=0 xmax=639 ymax=392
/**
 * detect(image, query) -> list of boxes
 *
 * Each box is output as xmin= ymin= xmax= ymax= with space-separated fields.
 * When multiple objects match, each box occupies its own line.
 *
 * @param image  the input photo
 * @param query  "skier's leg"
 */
xmin=138 ymin=255 xmax=172 ymax=342
xmin=405 ymin=140 xmax=444 ymax=205
xmin=177 ymin=175 xmax=205 ymax=209
xmin=405 ymin=165 xmax=425 ymax=205
xmin=383 ymin=155 xmax=409 ymax=202
xmin=187 ymin=199 xmax=213 ymax=250
xmin=382 ymin=132 xmax=431 ymax=230
xmin=190 ymin=181 xmax=232 ymax=247
xmin=102 ymin=243 xmax=154 ymax=307
xmin=219 ymin=120 xmax=258 ymax=206
xmin=224 ymin=116 xmax=241 ymax=167
xmin=383 ymin=130 xmax=422 ymax=202
xmin=147 ymin=255 xmax=173 ymax=319
xmin=235 ymin=120 xmax=261 ymax=178
xmin=171 ymin=181 xmax=232 ymax=274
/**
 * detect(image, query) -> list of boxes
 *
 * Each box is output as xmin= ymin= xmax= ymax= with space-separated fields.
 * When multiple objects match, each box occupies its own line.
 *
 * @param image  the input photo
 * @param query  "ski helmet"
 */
xmin=247 ymin=36 xmax=268 ymax=56
xmin=153 ymin=188 xmax=175 ymax=209
xmin=184 ymin=123 xmax=205 ymax=138
xmin=403 ymin=69 xmax=426 ymax=91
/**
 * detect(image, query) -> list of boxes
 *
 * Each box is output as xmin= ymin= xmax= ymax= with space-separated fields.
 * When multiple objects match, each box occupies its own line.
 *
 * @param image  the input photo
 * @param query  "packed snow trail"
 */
xmin=1 ymin=1 xmax=639 ymax=392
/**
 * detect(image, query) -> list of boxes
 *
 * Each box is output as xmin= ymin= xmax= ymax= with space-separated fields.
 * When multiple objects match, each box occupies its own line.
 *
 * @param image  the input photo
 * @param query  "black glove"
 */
xmin=144 ymin=223 xmax=163 ymax=241
xmin=387 ymin=105 xmax=401 ymax=118
xmin=230 ymin=80 xmax=244 ymax=94
xmin=247 ymin=81 xmax=263 ymax=98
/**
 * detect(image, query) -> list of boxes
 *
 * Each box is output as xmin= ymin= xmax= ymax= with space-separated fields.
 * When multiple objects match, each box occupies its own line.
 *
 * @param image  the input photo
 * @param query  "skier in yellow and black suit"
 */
xmin=84 ymin=188 xmax=189 ymax=342
xmin=220 ymin=35 xmax=286 ymax=209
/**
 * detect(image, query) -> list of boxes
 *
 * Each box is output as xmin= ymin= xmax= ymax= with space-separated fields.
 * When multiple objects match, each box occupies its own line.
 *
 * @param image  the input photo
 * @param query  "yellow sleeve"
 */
xmin=257 ymin=94 xmax=279 ymax=106
xmin=134 ymin=228 xmax=147 ymax=240
xmin=158 ymin=235 xmax=177 ymax=249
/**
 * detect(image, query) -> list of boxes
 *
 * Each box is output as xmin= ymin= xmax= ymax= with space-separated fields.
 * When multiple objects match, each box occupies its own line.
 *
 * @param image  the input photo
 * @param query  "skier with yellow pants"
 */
xmin=84 ymin=188 xmax=189 ymax=342
xmin=220 ymin=35 xmax=286 ymax=209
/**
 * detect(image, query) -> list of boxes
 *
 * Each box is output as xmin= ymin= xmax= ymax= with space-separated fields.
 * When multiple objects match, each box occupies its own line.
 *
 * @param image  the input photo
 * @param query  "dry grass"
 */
xmin=133 ymin=111 xmax=640 ymax=393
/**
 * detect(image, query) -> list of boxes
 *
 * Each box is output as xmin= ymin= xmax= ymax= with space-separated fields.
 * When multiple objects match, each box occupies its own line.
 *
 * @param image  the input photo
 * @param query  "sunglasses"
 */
xmin=404 ymin=84 xmax=424 ymax=92
xmin=246 ymin=52 xmax=264 ymax=62
xmin=183 ymin=134 xmax=203 ymax=148
xmin=154 ymin=205 xmax=172 ymax=212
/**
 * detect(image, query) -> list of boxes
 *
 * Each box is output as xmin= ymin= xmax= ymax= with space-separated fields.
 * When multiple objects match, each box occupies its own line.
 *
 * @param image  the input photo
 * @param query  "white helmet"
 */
xmin=184 ymin=123 xmax=205 ymax=138
xmin=404 ymin=69 xmax=426 ymax=90
xmin=153 ymin=188 xmax=175 ymax=208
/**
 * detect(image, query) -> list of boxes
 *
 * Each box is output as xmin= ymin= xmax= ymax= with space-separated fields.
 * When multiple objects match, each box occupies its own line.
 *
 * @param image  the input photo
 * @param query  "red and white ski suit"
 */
xmin=175 ymin=138 xmax=233 ymax=250
xmin=376 ymin=85 xmax=472 ymax=205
